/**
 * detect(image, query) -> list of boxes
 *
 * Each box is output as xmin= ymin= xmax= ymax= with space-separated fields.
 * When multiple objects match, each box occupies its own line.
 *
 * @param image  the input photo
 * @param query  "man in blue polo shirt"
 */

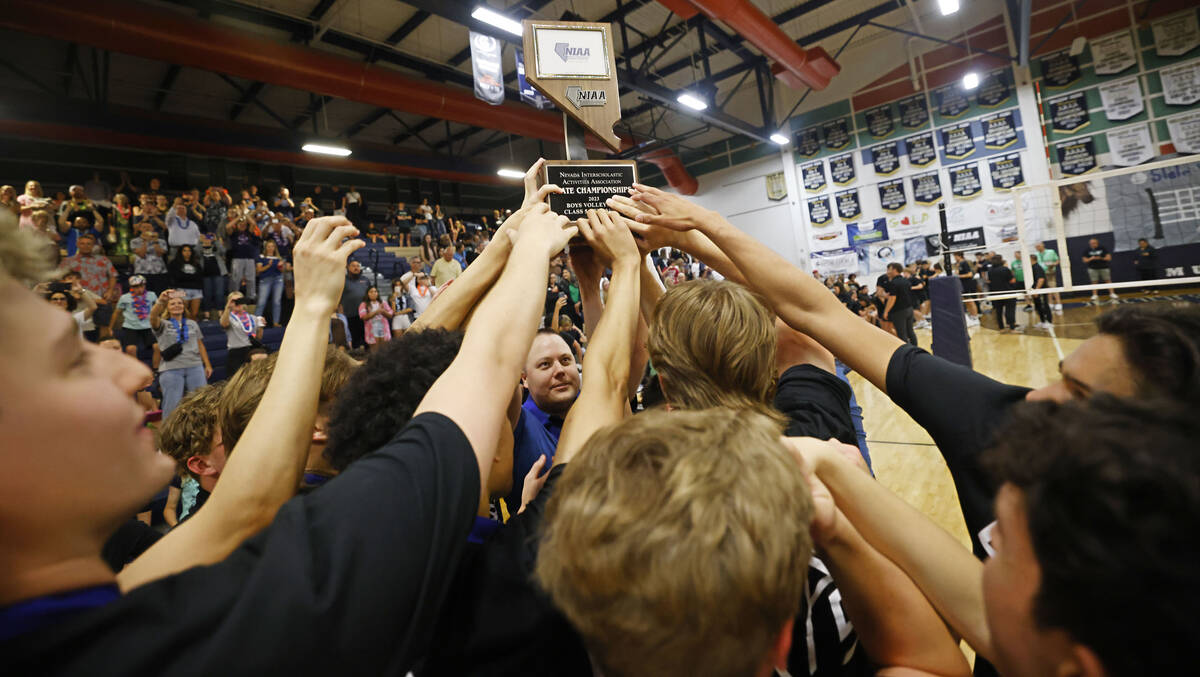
xmin=504 ymin=328 xmax=579 ymax=512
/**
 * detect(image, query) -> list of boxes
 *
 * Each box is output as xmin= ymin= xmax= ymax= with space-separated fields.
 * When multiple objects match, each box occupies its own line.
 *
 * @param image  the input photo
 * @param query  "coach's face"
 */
xmin=522 ymin=333 xmax=579 ymax=416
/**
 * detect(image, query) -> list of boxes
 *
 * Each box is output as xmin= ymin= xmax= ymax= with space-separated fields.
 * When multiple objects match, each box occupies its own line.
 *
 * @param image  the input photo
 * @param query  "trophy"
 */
xmin=522 ymin=20 xmax=637 ymax=220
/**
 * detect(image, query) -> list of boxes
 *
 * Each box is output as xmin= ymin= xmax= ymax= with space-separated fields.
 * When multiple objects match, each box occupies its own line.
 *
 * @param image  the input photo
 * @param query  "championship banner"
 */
xmin=810 ymin=248 xmax=858 ymax=276
xmin=940 ymin=121 xmax=977 ymax=161
xmin=905 ymin=132 xmax=937 ymax=166
xmin=835 ymin=188 xmax=861 ymax=220
xmin=807 ymin=195 xmax=832 ymax=225
xmin=1048 ymin=91 xmax=1090 ymax=133
xmin=947 ymin=226 xmax=986 ymax=249
xmin=977 ymin=71 xmax=1012 ymax=107
xmin=981 ymin=110 xmax=1018 ymax=150
xmin=829 ymin=152 xmax=857 ymax=185
xmin=515 ymin=49 xmax=553 ymax=109
xmin=1166 ymin=110 xmax=1200 ymax=154
xmin=823 ymin=118 xmax=852 ymax=150
xmin=871 ymin=141 xmax=901 ymax=175
xmin=1152 ymin=10 xmax=1200 ymax=57
xmin=877 ymin=178 xmax=907 ymax=212
xmin=797 ymin=126 xmax=821 ymax=157
xmin=1040 ymin=51 xmax=1082 ymax=88
xmin=898 ymin=94 xmax=929 ymax=129
xmin=935 ymin=84 xmax=970 ymax=119
xmin=801 ymin=160 xmax=827 ymax=192
xmin=1161 ymin=59 xmax=1200 ymax=106
xmin=1056 ymin=136 xmax=1098 ymax=175
xmin=864 ymin=103 xmax=895 ymax=139
xmin=949 ymin=162 xmax=982 ymax=198
xmin=766 ymin=171 xmax=787 ymax=201
xmin=847 ymin=219 xmax=888 ymax=245
xmin=1106 ymin=125 xmax=1154 ymax=166
xmin=1098 ymin=78 xmax=1144 ymax=121
xmin=910 ymin=170 xmax=943 ymax=205
xmin=1089 ymin=31 xmax=1137 ymax=75
xmin=470 ymin=31 xmax=506 ymax=105
xmin=988 ymin=153 xmax=1025 ymax=190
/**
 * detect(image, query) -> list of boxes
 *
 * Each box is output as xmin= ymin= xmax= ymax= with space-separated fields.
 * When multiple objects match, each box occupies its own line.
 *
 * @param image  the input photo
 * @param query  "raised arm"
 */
xmin=554 ymin=210 xmax=641 ymax=466
xmin=118 ymin=217 xmax=364 ymax=591
xmin=607 ymin=194 xmax=749 ymax=286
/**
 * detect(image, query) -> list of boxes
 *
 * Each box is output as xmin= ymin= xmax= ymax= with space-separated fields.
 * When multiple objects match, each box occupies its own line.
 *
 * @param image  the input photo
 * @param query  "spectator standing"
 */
xmin=953 ymin=251 xmax=980 ymax=326
xmin=129 ymin=221 xmax=170 ymax=293
xmin=226 ymin=214 xmax=260 ymax=303
xmin=60 ymin=213 xmax=105 ymax=259
xmin=882 ymin=263 xmax=918 ymax=346
xmin=64 ymin=233 xmax=117 ymax=340
xmin=199 ymin=232 xmax=227 ymax=321
xmin=1034 ymin=242 xmax=1062 ymax=313
xmin=340 ymin=259 xmax=370 ymax=348
xmin=166 ymin=200 xmax=201 ymax=257
xmin=202 ymin=187 xmax=231 ymax=234
xmin=419 ymin=233 xmax=437 ymax=268
xmin=988 ymin=255 xmax=1019 ymax=332
xmin=220 ymin=292 xmax=261 ymax=377
xmin=17 ymin=180 xmax=51 ymax=231
xmin=401 ymin=265 xmax=435 ymax=320
xmin=110 ymin=275 xmax=158 ymax=360
xmin=358 ymin=286 xmax=393 ymax=350
xmin=168 ymin=244 xmax=204 ymax=320
xmin=0 ymin=184 xmax=19 ymax=232
xmin=255 ymin=239 xmax=287 ymax=327
xmin=431 ymin=244 xmax=462 ymax=287
xmin=391 ymin=201 xmax=412 ymax=246
xmin=114 ymin=170 xmax=139 ymax=197
xmin=150 ymin=289 xmax=212 ymax=419
xmin=342 ymin=185 xmax=362 ymax=225
xmin=389 ymin=278 xmax=415 ymax=335
xmin=1134 ymin=238 xmax=1158 ymax=293
xmin=273 ymin=187 xmax=296 ymax=220
xmin=84 ymin=171 xmax=113 ymax=205
xmin=1029 ymin=254 xmax=1052 ymax=328
xmin=1083 ymin=237 xmax=1118 ymax=303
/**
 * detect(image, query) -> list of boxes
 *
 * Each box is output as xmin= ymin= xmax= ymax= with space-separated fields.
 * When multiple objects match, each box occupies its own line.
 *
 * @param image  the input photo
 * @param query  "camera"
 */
xmin=48 ymin=282 xmax=72 ymax=294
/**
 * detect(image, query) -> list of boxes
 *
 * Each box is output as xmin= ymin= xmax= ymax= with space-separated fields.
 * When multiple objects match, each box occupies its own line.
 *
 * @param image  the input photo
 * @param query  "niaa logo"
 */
xmin=554 ymin=42 xmax=590 ymax=62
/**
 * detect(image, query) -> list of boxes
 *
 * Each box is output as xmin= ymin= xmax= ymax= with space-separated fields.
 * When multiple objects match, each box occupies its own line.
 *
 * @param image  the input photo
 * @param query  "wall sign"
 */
xmin=981 ymin=110 xmax=1018 ymax=150
xmin=864 ymin=104 xmax=895 ymax=139
xmin=977 ymin=71 xmax=1012 ymax=107
xmin=835 ymin=188 xmax=861 ymax=220
xmin=1048 ymin=91 xmax=1090 ymax=133
xmin=949 ymin=162 xmax=982 ymax=198
xmin=877 ymin=178 xmax=907 ymax=212
xmin=823 ymin=117 xmax=852 ymax=150
xmin=1166 ymin=110 xmax=1200 ymax=154
xmin=1152 ymin=10 xmax=1200 ymax=57
xmin=796 ymin=126 xmax=821 ymax=157
xmin=947 ymin=226 xmax=986 ymax=249
xmin=871 ymin=141 xmax=901 ymax=175
xmin=515 ymin=48 xmax=553 ymax=109
xmin=847 ymin=219 xmax=888 ymax=245
xmin=801 ymin=160 xmax=827 ymax=192
xmin=935 ymin=84 xmax=970 ymax=118
xmin=1055 ymin=136 xmax=1098 ymax=175
xmin=523 ymin=21 xmax=622 ymax=151
xmin=898 ymin=94 xmax=929 ymax=129
xmin=1161 ymin=59 xmax=1200 ymax=106
xmin=1041 ymin=51 xmax=1082 ymax=88
xmin=988 ymin=153 xmax=1025 ymax=190
xmin=1089 ymin=31 xmax=1137 ymax=75
xmin=1098 ymin=77 xmax=1144 ymax=121
xmin=910 ymin=170 xmax=943 ymax=205
xmin=807 ymin=195 xmax=832 ymax=225
xmin=940 ymin=122 xmax=977 ymax=160
xmin=829 ymin=152 xmax=856 ymax=185
xmin=905 ymin=132 xmax=937 ymax=166
xmin=1106 ymin=125 xmax=1154 ymax=166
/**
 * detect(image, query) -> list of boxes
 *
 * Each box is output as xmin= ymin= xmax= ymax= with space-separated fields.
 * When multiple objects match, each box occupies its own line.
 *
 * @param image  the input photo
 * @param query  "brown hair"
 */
xmin=648 ymin=279 xmax=785 ymax=427
xmin=158 ymin=384 xmax=225 ymax=479
xmin=219 ymin=347 xmax=359 ymax=452
xmin=536 ymin=408 xmax=813 ymax=677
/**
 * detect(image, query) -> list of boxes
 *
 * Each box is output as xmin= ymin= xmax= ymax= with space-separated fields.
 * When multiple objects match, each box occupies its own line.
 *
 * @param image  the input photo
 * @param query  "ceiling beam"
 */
xmin=153 ymin=64 xmax=183 ymax=111
xmin=218 ymin=75 xmax=294 ymax=130
xmin=341 ymin=106 xmax=391 ymax=138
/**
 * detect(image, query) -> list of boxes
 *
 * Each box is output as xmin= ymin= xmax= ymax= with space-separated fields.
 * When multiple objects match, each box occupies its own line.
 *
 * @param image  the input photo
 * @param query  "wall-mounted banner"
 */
xmin=947 ymin=226 xmax=986 ymax=249
xmin=847 ymin=219 xmax=888 ymax=245
xmin=1048 ymin=91 xmax=1090 ymax=133
xmin=835 ymin=188 xmax=861 ymax=220
xmin=1041 ymin=51 xmax=1082 ymax=88
xmin=807 ymin=195 xmax=833 ymax=225
xmin=801 ymin=160 xmax=827 ymax=192
xmin=1166 ymin=110 xmax=1200 ymax=154
xmin=871 ymin=141 xmax=901 ymax=175
xmin=1106 ymin=125 xmax=1154 ymax=166
xmin=810 ymin=222 xmax=850 ymax=251
xmin=910 ymin=170 xmax=943 ymax=205
xmin=766 ymin=171 xmax=787 ymax=201
xmin=1055 ymin=136 xmax=1098 ymax=175
xmin=823 ymin=118 xmax=852 ymax=150
xmin=1160 ymin=59 xmax=1200 ymax=106
xmin=898 ymin=94 xmax=929 ymax=129
xmin=905 ymin=132 xmax=937 ymax=166
xmin=796 ymin=126 xmax=821 ymax=157
xmin=940 ymin=122 xmax=977 ymax=160
xmin=1152 ymin=10 xmax=1200 ymax=57
xmin=988 ymin=153 xmax=1025 ymax=190
xmin=935 ymin=84 xmax=970 ymax=119
xmin=829 ymin=152 xmax=857 ymax=185
xmin=949 ymin=162 xmax=982 ymax=198
xmin=977 ymin=70 xmax=1012 ymax=107
xmin=515 ymin=49 xmax=554 ymax=109
xmin=811 ymin=248 xmax=858 ymax=276
xmin=981 ymin=110 xmax=1019 ymax=150
xmin=1098 ymin=77 xmax=1144 ymax=121
xmin=864 ymin=103 xmax=895 ymax=138
xmin=1089 ymin=31 xmax=1137 ymax=75
xmin=469 ymin=31 xmax=506 ymax=105
xmin=877 ymin=178 xmax=908 ymax=212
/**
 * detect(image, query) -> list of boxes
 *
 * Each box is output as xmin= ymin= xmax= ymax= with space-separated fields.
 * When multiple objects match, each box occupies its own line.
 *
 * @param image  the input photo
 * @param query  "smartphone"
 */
xmin=48 ymin=282 xmax=72 ymax=294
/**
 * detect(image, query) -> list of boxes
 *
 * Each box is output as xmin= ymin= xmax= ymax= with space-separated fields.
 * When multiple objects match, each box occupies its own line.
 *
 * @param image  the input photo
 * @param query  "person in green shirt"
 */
xmin=1034 ymin=243 xmax=1061 ymax=313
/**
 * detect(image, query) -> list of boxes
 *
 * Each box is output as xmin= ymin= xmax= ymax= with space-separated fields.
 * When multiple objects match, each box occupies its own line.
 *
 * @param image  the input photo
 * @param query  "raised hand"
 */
xmin=622 ymin=183 xmax=714 ymax=232
xmin=577 ymin=209 xmax=639 ymax=266
xmin=291 ymin=216 xmax=363 ymax=316
xmin=521 ymin=158 xmax=563 ymax=210
xmin=510 ymin=203 xmax=576 ymax=258
xmin=606 ymin=194 xmax=683 ymax=254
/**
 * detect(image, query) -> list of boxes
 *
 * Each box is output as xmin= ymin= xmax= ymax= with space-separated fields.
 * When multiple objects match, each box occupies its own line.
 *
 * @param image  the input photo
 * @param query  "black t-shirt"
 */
xmin=100 ymin=520 xmax=162 ymax=574
xmin=1031 ymin=262 xmax=1046 ymax=286
xmin=988 ymin=265 xmax=1014 ymax=292
xmin=1085 ymin=246 xmax=1110 ymax=269
xmin=774 ymin=365 xmax=857 ymax=446
xmin=2 ymin=413 xmax=480 ymax=675
xmin=956 ymin=260 xmax=977 ymax=290
xmin=885 ymin=345 xmax=1029 ymax=558
xmin=1135 ymin=246 xmax=1157 ymax=270
xmin=392 ymin=210 xmax=413 ymax=232
xmin=230 ymin=230 xmax=260 ymax=260
xmin=170 ymin=259 xmax=204 ymax=289
xmin=884 ymin=275 xmax=914 ymax=312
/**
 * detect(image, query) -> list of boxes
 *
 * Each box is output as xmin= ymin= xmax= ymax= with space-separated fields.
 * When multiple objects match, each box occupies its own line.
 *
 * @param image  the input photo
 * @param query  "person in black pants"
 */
xmin=987 ymin=255 xmax=1018 ymax=331
xmin=1135 ymin=238 xmax=1159 ymax=293
xmin=882 ymin=263 xmax=917 ymax=346
xmin=1029 ymin=254 xmax=1052 ymax=328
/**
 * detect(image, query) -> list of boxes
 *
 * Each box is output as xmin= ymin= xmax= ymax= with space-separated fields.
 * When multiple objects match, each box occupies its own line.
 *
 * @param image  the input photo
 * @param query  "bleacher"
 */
xmin=200 ymin=321 xmax=286 ymax=383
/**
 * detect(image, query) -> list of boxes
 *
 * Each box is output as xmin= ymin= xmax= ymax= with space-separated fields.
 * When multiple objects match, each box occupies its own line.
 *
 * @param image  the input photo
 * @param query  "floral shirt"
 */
xmin=65 ymin=254 xmax=116 ymax=296
xmin=130 ymin=236 xmax=168 ymax=274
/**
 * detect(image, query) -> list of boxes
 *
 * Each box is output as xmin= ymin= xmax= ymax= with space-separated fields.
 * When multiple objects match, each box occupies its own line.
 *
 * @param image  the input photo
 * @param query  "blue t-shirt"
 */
xmin=256 ymin=256 xmax=282 ymax=279
xmin=504 ymin=397 xmax=567 ymax=511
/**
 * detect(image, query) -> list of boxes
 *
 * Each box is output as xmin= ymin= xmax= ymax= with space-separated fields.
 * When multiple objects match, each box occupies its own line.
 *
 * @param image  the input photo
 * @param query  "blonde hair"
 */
xmin=536 ymin=408 xmax=813 ymax=677
xmin=158 ymin=384 xmax=225 ymax=478
xmin=0 ymin=224 xmax=56 ymax=285
xmin=648 ymin=279 xmax=785 ymax=427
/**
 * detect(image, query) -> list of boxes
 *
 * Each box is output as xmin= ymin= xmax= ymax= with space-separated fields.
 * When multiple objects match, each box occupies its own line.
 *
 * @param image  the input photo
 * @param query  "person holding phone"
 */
xmin=255 ymin=239 xmax=287 ymax=327
xmin=150 ymin=289 xmax=211 ymax=419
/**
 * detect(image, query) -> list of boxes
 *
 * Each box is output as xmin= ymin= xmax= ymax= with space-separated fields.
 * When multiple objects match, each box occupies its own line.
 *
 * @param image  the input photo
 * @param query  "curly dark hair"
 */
xmin=982 ymin=396 xmax=1200 ymax=676
xmin=324 ymin=328 xmax=464 ymax=472
xmin=1096 ymin=305 xmax=1200 ymax=403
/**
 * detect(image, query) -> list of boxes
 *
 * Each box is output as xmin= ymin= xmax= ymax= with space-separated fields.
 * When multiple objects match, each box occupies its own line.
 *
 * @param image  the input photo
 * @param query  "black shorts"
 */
xmin=119 ymin=327 xmax=156 ymax=351
xmin=773 ymin=364 xmax=857 ymax=446
xmin=960 ymin=279 xmax=978 ymax=294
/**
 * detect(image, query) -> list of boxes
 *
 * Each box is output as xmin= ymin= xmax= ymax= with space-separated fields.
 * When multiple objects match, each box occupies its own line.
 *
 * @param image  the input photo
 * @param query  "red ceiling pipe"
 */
xmin=668 ymin=0 xmax=841 ymax=90
xmin=641 ymin=148 xmax=699 ymax=195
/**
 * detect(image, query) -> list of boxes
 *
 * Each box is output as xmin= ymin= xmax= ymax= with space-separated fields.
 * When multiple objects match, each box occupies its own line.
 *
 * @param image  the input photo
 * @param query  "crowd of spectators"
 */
xmin=2 ymin=158 xmax=1198 ymax=677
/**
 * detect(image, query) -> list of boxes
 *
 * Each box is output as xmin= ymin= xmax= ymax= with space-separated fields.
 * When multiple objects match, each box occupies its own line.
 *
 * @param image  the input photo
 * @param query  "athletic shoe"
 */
xmin=1053 ymin=303 xmax=1062 ymax=311
xmin=1022 ymin=304 xmax=1033 ymax=312
xmin=1109 ymin=292 xmax=1119 ymax=300
xmin=1090 ymin=294 xmax=1099 ymax=305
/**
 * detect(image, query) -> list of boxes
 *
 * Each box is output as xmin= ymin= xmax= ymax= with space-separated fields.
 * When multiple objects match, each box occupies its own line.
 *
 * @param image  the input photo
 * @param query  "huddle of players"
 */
xmin=2 ymin=159 xmax=1197 ymax=676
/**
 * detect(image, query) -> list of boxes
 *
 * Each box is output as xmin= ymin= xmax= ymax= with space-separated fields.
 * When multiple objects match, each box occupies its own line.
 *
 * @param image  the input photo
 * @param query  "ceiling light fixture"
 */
xmin=472 ymin=6 xmax=523 ymax=36
xmin=937 ymin=0 xmax=960 ymax=16
xmin=497 ymin=168 xmax=525 ymax=179
xmin=769 ymin=132 xmax=790 ymax=145
xmin=961 ymin=71 xmax=980 ymax=90
xmin=676 ymin=92 xmax=709 ymax=111
xmin=302 ymin=143 xmax=352 ymax=157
